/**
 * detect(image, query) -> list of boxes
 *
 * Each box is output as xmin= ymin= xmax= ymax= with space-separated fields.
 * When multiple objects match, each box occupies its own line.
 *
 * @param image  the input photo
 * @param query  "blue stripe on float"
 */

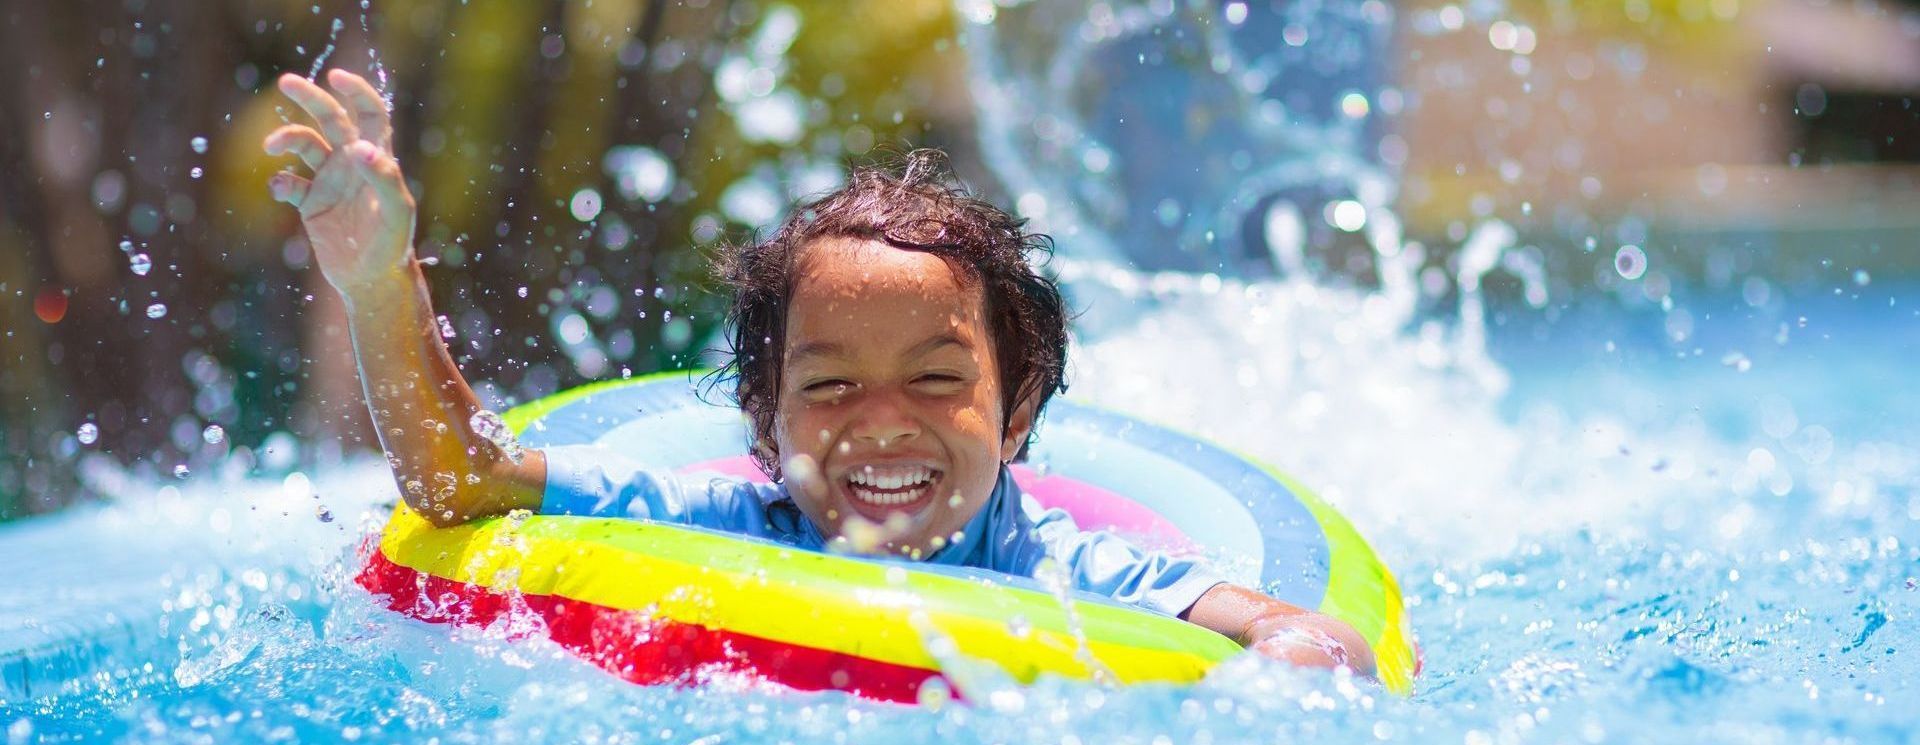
xmin=1032 ymin=403 xmax=1329 ymax=609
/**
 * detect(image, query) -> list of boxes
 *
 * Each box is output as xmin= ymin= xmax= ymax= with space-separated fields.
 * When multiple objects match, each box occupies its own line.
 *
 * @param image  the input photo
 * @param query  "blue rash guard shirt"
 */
xmin=540 ymin=444 xmax=1226 ymax=618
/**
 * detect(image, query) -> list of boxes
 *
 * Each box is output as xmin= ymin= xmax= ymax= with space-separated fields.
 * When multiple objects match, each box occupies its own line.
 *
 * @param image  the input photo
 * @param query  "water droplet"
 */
xmin=468 ymin=410 xmax=525 ymax=464
xmin=146 ymin=303 xmax=168 ymax=319
xmin=118 ymin=239 xmax=134 ymax=253
xmin=915 ymin=677 xmax=952 ymax=710
xmin=9 ymin=715 xmax=37 ymax=742
xmin=1339 ymin=91 xmax=1370 ymax=119
xmin=190 ymin=136 xmax=209 ymax=154
xmin=569 ymin=187 xmax=603 ymax=222
xmin=284 ymin=472 xmax=312 ymax=500
xmin=77 ymin=422 xmax=99 ymax=445
xmin=1327 ymin=200 xmax=1368 ymax=232
xmin=1853 ymin=270 xmax=1871 ymax=287
xmin=202 ymin=424 xmax=225 ymax=445
xmin=516 ymin=286 xmax=529 ymax=298
xmin=173 ymin=464 xmax=191 ymax=479
xmin=437 ymin=314 xmax=456 ymax=339
xmin=189 ymin=166 xmax=204 ymax=179
xmin=1614 ymin=245 xmax=1647 ymax=280
xmin=316 ymin=505 xmax=334 ymax=523
xmin=129 ymin=253 xmax=152 ymax=276
xmin=1223 ymin=1 xmax=1248 ymax=24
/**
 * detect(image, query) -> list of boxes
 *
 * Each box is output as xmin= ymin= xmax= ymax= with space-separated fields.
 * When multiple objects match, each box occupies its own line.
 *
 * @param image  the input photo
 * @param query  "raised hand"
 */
xmin=263 ymin=69 xmax=415 ymax=299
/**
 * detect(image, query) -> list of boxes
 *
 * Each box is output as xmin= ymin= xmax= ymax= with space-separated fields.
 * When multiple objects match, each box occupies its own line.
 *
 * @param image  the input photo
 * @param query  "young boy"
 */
xmin=265 ymin=69 xmax=1375 ymax=678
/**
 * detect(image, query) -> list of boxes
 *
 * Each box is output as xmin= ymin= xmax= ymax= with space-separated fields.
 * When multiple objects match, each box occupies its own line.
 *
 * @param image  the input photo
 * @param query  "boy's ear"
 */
xmin=999 ymin=392 xmax=1039 ymax=462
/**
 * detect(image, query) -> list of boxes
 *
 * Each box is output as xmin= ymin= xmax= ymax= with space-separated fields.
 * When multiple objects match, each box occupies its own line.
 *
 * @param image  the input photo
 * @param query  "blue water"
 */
xmin=8 ymin=0 xmax=1920 ymax=741
xmin=5 ymin=274 xmax=1914 ymax=743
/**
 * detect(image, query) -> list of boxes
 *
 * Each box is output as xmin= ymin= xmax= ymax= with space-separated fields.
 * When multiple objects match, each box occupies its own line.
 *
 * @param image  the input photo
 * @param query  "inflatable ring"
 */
xmin=357 ymin=372 xmax=1417 ymax=700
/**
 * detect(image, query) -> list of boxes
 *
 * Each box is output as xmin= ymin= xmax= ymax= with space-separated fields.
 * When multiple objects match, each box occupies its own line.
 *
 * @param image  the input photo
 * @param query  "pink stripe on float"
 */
xmin=680 ymin=455 xmax=772 ymax=483
xmin=1007 ymin=469 xmax=1197 ymax=553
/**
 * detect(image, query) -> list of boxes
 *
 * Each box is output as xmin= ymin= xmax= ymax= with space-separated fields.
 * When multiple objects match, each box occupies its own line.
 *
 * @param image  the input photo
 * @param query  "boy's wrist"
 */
xmin=340 ymin=258 xmax=425 ymax=319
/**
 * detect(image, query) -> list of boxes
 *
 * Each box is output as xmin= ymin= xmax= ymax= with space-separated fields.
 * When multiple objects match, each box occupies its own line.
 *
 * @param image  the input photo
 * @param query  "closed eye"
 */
xmin=804 ymin=379 xmax=853 ymax=393
xmin=914 ymin=373 xmax=967 ymax=389
xmin=794 ymin=376 xmax=856 ymax=405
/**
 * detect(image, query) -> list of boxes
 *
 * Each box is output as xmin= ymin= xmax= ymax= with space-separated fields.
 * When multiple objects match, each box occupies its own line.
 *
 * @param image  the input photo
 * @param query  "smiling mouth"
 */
xmin=843 ymin=466 xmax=942 ymax=509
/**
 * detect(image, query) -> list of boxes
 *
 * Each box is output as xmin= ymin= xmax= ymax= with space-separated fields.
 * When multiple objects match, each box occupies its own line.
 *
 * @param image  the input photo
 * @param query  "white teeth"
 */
xmin=846 ymin=466 xmax=936 ymax=506
xmin=848 ymin=466 xmax=931 ymax=489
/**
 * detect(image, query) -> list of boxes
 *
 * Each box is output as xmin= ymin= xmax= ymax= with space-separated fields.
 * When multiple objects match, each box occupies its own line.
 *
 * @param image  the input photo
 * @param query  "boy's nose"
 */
xmin=850 ymin=396 xmax=920 ymax=447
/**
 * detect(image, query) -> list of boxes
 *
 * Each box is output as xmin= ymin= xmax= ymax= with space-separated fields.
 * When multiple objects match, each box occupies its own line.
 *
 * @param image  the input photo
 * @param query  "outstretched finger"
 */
xmin=263 ymin=125 xmax=330 ymax=171
xmin=277 ymin=72 xmax=358 ymax=148
xmin=327 ymin=69 xmax=392 ymax=151
xmin=268 ymin=170 xmax=312 ymax=209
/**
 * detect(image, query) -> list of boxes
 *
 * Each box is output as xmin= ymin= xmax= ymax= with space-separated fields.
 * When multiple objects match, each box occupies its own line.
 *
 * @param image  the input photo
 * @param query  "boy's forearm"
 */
xmin=343 ymin=260 xmax=543 ymax=525
xmin=1185 ymin=583 xmax=1378 ymax=677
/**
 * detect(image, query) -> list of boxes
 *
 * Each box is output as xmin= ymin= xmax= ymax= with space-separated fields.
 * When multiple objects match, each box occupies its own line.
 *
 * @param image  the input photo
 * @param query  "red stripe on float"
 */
xmin=355 ymin=549 xmax=949 ymax=704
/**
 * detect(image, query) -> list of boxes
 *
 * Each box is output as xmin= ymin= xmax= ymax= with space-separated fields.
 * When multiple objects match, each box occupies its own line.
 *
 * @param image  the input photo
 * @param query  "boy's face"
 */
xmin=773 ymin=237 xmax=1034 ymax=558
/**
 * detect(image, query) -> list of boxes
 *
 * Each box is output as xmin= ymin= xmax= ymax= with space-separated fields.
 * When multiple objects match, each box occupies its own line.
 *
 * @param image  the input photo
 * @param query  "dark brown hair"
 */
xmin=706 ymin=149 xmax=1070 ymax=479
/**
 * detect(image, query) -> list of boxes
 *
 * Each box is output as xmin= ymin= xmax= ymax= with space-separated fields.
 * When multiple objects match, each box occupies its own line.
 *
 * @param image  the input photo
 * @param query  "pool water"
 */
xmin=8 ymin=0 xmax=1920 ymax=741
xmin=4 ymin=270 xmax=1914 ymax=743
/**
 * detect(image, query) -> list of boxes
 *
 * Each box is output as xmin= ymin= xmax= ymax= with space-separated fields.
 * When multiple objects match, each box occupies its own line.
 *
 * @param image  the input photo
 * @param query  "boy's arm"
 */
xmin=1183 ymin=583 xmax=1378 ymax=678
xmin=1028 ymin=513 xmax=1376 ymax=677
xmin=265 ymin=70 xmax=543 ymax=526
xmin=337 ymin=259 xmax=547 ymax=526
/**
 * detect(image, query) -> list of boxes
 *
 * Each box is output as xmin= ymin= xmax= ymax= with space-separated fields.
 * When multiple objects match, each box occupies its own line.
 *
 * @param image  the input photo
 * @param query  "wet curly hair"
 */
xmin=706 ymin=149 xmax=1070 ymax=480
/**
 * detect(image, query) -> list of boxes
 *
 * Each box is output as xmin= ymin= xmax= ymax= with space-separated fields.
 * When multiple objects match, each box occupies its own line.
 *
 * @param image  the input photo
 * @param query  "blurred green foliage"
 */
xmin=0 ymin=0 xmax=971 ymax=519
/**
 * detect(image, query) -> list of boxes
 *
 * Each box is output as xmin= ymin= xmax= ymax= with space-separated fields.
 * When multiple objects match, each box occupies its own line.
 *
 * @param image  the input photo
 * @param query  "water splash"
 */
xmin=358 ymin=0 xmax=391 ymax=109
xmin=1032 ymin=559 xmax=1116 ymax=686
xmin=307 ymin=18 xmax=347 ymax=80
xmin=174 ymin=604 xmax=305 ymax=688
xmin=304 ymin=3 xmax=389 ymax=112
xmin=468 ymin=410 xmax=525 ymax=465
xmin=964 ymin=0 xmax=1805 ymax=564
xmin=966 ymin=0 xmax=1391 ymax=274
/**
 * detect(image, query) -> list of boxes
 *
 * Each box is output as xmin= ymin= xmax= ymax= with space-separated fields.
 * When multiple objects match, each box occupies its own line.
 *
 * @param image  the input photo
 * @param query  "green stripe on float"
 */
xmin=501 ymin=369 xmax=708 ymax=435
xmin=1260 ymin=466 xmax=1416 ymax=691
xmin=1052 ymin=402 xmax=1417 ymax=694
